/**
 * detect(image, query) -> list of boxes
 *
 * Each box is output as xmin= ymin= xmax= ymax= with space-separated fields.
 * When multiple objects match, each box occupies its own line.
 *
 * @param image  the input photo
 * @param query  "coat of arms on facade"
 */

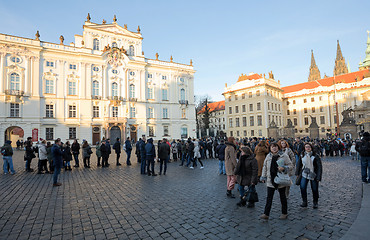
xmin=104 ymin=45 xmax=127 ymax=68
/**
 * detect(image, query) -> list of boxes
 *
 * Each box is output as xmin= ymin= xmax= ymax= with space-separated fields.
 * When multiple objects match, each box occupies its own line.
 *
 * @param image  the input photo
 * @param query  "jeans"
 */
xmin=25 ymin=158 xmax=33 ymax=170
xmin=147 ymin=156 xmax=155 ymax=174
xmin=126 ymin=150 xmax=131 ymax=165
xmin=159 ymin=157 xmax=168 ymax=174
xmin=300 ymin=177 xmax=319 ymax=203
xmin=38 ymin=159 xmax=48 ymax=172
xmin=295 ymin=154 xmax=300 ymax=166
xmin=180 ymin=153 xmax=186 ymax=165
xmin=360 ymin=156 xmax=370 ymax=183
xmin=73 ymin=153 xmax=79 ymax=166
xmin=264 ymin=187 xmax=287 ymax=216
xmin=3 ymin=156 xmax=15 ymax=174
xmin=140 ymin=155 xmax=146 ymax=174
xmin=53 ymin=167 xmax=61 ymax=184
xmin=219 ymin=160 xmax=225 ymax=174
xmin=186 ymin=155 xmax=193 ymax=167
xmin=116 ymin=153 xmax=121 ymax=164
xmin=239 ymin=184 xmax=255 ymax=198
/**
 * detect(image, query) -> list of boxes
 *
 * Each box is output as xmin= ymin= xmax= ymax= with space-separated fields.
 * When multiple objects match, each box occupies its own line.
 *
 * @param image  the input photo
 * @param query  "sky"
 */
xmin=0 ymin=0 xmax=369 ymax=101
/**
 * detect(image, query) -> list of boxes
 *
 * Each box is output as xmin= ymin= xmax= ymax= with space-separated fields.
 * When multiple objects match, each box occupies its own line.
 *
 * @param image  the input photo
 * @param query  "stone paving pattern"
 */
xmin=0 ymin=150 xmax=362 ymax=239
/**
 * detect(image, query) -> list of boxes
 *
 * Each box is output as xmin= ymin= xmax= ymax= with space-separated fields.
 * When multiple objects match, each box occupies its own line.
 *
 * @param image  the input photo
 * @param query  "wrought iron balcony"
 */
xmin=108 ymin=96 xmax=124 ymax=101
xmin=92 ymin=95 xmax=102 ymax=100
xmin=5 ymin=89 xmax=24 ymax=96
xmin=129 ymin=97 xmax=137 ymax=102
xmin=179 ymin=100 xmax=188 ymax=105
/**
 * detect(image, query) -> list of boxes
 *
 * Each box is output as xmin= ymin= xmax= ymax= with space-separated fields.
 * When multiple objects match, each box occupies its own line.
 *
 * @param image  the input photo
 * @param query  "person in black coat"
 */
xmin=25 ymin=137 xmax=36 ymax=172
xmin=100 ymin=141 xmax=109 ymax=167
xmin=63 ymin=141 xmax=73 ymax=171
xmin=216 ymin=139 xmax=227 ymax=175
xmin=113 ymin=138 xmax=122 ymax=166
xmin=124 ymin=137 xmax=132 ymax=166
xmin=145 ymin=138 xmax=156 ymax=176
xmin=135 ymin=139 xmax=141 ymax=164
xmin=139 ymin=137 xmax=146 ymax=174
xmin=296 ymin=142 xmax=322 ymax=209
xmin=158 ymin=138 xmax=171 ymax=175
xmin=71 ymin=140 xmax=80 ymax=167
xmin=52 ymin=138 xmax=63 ymax=186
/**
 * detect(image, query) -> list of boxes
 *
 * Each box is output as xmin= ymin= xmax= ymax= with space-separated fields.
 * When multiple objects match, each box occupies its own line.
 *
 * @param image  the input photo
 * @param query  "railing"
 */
xmin=108 ymin=96 xmax=124 ymax=101
xmin=104 ymin=117 xmax=127 ymax=122
xmin=129 ymin=97 xmax=137 ymax=102
xmin=92 ymin=95 xmax=102 ymax=100
xmin=179 ymin=100 xmax=189 ymax=105
xmin=5 ymin=90 xmax=24 ymax=96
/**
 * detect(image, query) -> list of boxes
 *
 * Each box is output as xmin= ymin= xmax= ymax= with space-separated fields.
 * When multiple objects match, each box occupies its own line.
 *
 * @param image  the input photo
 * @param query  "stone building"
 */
xmin=0 ymin=14 xmax=196 ymax=146
xmin=198 ymin=100 xmax=225 ymax=137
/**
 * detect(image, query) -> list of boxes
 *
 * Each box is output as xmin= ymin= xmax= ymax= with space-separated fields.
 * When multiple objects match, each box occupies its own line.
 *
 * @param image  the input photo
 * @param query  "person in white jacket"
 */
xmin=350 ymin=142 xmax=357 ymax=160
xmin=38 ymin=140 xmax=49 ymax=174
xmin=191 ymin=140 xmax=204 ymax=169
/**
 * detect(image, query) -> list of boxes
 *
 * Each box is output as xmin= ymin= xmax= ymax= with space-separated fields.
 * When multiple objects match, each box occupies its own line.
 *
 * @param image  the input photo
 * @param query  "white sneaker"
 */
xmin=200 ymin=166 xmax=204 ymax=169
xmin=190 ymin=167 xmax=194 ymax=169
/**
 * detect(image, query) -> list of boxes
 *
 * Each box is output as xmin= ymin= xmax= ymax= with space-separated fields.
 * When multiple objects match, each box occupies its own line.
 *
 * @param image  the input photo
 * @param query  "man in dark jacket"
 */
xmin=135 ymin=139 xmax=141 ymax=164
xmin=101 ymin=141 xmax=109 ymax=167
xmin=293 ymin=138 xmax=304 ymax=165
xmin=52 ymin=138 xmax=63 ymax=186
xmin=158 ymin=138 xmax=171 ymax=175
xmin=186 ymin=139 xmax=195 ymax=167
xmin=113 ymin=138 xmax=122 ymax=166
xmin=71 ymin=140 xmax=80 ymax=167
xmin=216 ymin=139 xmax=227 ymax=175
xmin=139 ymin=137 xmax=146 ymax=174
xmin=124 ymin=137 xmax=132 ymax=166
xmin=25 ymin=137 xmax=35 ymax=172
xmin=2 ymin=140 xmax=15 ymax=174
xmin=145 ymin=138 xmax=156 ymax=176
xmin=356 ymin=132 xmax=370 ymax=183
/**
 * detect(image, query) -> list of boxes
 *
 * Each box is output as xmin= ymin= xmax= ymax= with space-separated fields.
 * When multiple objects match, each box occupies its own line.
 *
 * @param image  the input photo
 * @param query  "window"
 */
xmin=235 ymin=106 xmax=239 ymax=113
xmin=148 ymin=87 xmax=153 ymax=99
xmin=287 ymin=110 xmax=290 ymax=115
xmin=293 ymin=100 xmax=296 ymax=104
xmin=181 ymin=127 xmax=188 ymax=139
xmin=334 ymin=116 xmax=337 ymax=124
xmin=321 ymin=127 xmax=325 ymax=132
xmin=279 ymin=116 xmax=282 ymax=126
xmin=228 ymin=118 xmax=233 ymax=128
xmin=235 ymin=95 xmax=238 ymax=100
xmin=268 ymin=102 xmax=270 ymax=110
xmin=278 ymin=104 xmax=281 ymax=111
xmin=258 ymin=130 xmax=262 ymax=136
xmin=312 ymin=107 xmax=315 ymax=113
xmin=249 ymin=104 xmax=253 ymax=112
xmin=333 ymin=105 xmax=337 ymax=111
xmin=256 ymin=90 xmax=260 ymax=96
xmin=163 ymin=126 xmax=169 ymax=136
xmin=319 ymin=96 xmax=323 ymax=101
xmin=93 ymin=66 xmax=100 ymax=72
xmin=320 ymin=106 xmax=324 ymax=112
xmin=320 ymin=116 xmax=325 ymax=125
xmin=230 ymin=131 xmax=233 ymax=137
xmin=249 ymin=92 xmax=252 ymax=98
xmin=228 ymin=96 xmax=231 ymax=101
xmin=257 ymin=102 xmax=261 ymax=111
xmin=149 ymin=126 xmax=154 ymax=137
xmin=92 ymin=81 xmax=99 ymax=96
xmin=343 ymin=104 xmax=347 ymax=110
xmin=129 ymin=84 xmax=135 ymax=98
xmin=112 ymin=83 xmax=118 ymax=97
xmin=68 ymin=81 xmax=76 ymax=95
xmin=46 ymin=61 xmax=54 ymax=67
xmin=342 ymin=93 xmax=347 ymax=99
xmin=130 ymin=71 xmax=135 ymax=76
xmin=251 ymin=130 xmax=255 ymax=136
xmin=250 ymin=116 xmax=254 ymax=126
xmin=10 ymin=73 xmax=20 ymax=90
xmin=10 ymin=56 xmax=21 ymax=63
xmin=243 ymin=130 xmax=247 ymax=136
xmin=148 ymin=107 xmax=154 ymax=118
xmin=229 ymin=107 xmax=232 ymax=114
xmin=293 ymin=118 xmax=297 ymax=126
xmin=162 ymin=89 xmax=168 ymax=101
xmin=181 ymin=109 xmax=186 ymax=118
xmin=275 ymin=104 xmax=277 ymax=111
xmin=130 ymin=107 xmax=136 ymax=118
xmin=10 ymin=103 xmax=19 ymax=117
xmin=287 ymin=101 xmax=290 ymax=105
xmin=163 ymin=108 xmax=168 ymax=119
xmin=93 ymin=106 xmax=99 ymax=118
xmin=242 ymin=105 xmax=246 ymax=112
xmin=311 ymin=97 xmax=315 ymax=102
xmin=129 ymin=45 xmax=135 ymax=56
xmin=69 ymin=105 xmax=76 ymax=118
xmin=304 ymin=108 xmax=307 ymax=114
xmin=45 ymin=79 xmax=54 ymax=94
xmin=112 ymin=69 xmax=118 ymax=74
xmin=304 ymin=99 xmax=307 ymax=103
xmin=257 ymin=115 xmax=262 ymax=126
xmin=69 ymin=127 xmax=76 ymax=139
xmin=180 ymin=89 xmax=185 ymax=101
xmin=242 ymin=117 xmax=247 ymax=127
xmin=305 ymin=128 xmax=309 ymax=133
xmin=112 ymin=42 xmax=117 ymax=48
xmin=93 ymin=39 xmax=99 ymax=50
xmin=46 ymin=104 xmax=54 ymax=118
xmin=236 ymin=118 xmax=240 ymax=127
xmin=148 ymin=73 xmax=153 ymax=79
xmin=293 ymin=109 xmax=297 ymax=114
xmin=304 ymin=117 xmax=309 ymax=125
xmin=46 ymin=128 xmax=54 ymax=140
xmin=242 ymin=93 xmax=245 ymax=99
xmin=112 ymin=106 xmax=118 ymax=117
xmin=236 ymin=131 xmax=240 ymax=137
xmin=162 ymin=75 xmax=167 ymax=80
xmin=69 ymin=64 xmax=77 ymax=70
xmin=180 ymin=77 xmax=184 ymax=83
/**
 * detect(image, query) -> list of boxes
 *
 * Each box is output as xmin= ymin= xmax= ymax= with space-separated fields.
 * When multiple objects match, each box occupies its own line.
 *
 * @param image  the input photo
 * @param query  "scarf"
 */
xmin=270 ymin=154 xmax=279 ymax=189
xmin=302 ymin=151 xmax=315 ymax=180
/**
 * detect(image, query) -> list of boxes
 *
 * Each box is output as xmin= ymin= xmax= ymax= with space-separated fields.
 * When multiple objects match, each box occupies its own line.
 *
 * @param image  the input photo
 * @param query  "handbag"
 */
xmin=242 ymin=186 xmax=259 ymax=203
xmin=274 ymin=172 xmax=292 ymax=186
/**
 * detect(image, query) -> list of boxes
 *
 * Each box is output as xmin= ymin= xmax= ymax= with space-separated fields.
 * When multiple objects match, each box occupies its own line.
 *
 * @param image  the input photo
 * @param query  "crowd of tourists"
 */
xmin=1 ymin=132 xmax=370 ymax=220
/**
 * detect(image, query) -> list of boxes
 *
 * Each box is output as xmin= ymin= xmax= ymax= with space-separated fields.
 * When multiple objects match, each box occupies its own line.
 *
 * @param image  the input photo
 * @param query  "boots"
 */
xmin=236 ymin=197 xmax=246 ymax=207
xmin=313 ymin=201 xmax=318 ymax=209
xmin=226 ymin=190 xmax=235 ymax=198
xmin=300 ymin=201 xmax=308 ymax=207
xmin=246 ymin=202 xmax=255 ymax=208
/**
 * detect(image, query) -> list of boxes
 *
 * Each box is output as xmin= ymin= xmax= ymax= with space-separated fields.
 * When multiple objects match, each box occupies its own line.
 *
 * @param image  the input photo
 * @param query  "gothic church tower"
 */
xmin=308 ymin=50 xmax=321 ymax=81
xmin=333 ymin=40 xmax=348 ymax=76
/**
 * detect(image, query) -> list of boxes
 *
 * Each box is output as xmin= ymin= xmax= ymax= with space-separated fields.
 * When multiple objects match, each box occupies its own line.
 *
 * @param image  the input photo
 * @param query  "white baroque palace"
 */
xmin=0 ymin=15 xmax=196 ymax=146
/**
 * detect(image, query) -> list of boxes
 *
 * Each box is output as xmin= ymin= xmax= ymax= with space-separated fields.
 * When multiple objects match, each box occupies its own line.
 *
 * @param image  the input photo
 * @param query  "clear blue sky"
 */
xmin=1 ymin=0 xmax=369 ymax=101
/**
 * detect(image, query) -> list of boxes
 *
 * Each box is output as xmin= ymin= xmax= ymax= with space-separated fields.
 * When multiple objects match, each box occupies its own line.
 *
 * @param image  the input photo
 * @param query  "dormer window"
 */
xmin=112 ymin=42 xmax=118 ymax=48
xmin=93 ymin=39 xmax=99 ymax=50
xmin=129 ymin=45 xmax=135 ymax=56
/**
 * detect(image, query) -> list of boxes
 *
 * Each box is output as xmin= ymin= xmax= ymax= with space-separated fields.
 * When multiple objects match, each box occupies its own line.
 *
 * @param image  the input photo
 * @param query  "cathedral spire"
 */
xmin=308 ymin=50 xmax=321 ymax=82
xmin=334 ymin=40 xmax=348 ymax=76
xmin=360 ymin=30 xmax=370 ymax=70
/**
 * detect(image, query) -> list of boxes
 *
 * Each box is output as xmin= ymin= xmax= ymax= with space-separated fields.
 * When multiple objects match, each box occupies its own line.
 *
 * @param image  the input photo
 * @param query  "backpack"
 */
xmin=1 ymin=146 xmax=10 ymax=156
xmin=357 ymin=140 xmax=370 ymax=156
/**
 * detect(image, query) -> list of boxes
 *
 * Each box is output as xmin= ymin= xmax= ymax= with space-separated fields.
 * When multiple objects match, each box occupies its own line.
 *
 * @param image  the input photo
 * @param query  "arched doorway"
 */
xmin=4 ymin=126 xmax=24 ymax=148
xmin=110 ymin=126 xmax=121 ymax=142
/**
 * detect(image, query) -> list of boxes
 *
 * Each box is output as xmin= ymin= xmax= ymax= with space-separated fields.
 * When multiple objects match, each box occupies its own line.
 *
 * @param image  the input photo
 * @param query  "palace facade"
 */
xmin=0 ymin=15 xmax=196 ymax=146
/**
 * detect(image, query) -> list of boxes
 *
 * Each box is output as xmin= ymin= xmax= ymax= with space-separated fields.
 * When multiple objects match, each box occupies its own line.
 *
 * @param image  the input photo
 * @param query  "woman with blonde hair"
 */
xmin=278 ymin=139 xmax=295 ymax=198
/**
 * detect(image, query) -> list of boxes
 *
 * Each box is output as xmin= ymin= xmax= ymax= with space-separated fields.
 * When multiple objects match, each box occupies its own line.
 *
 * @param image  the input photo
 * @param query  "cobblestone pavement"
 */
xmin=0 ymin=150 xmax=362 ymax=240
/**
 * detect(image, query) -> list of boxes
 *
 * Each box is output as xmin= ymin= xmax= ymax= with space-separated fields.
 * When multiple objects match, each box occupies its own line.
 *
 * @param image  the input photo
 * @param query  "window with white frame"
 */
xmin=46 ymin=104 xmax=54 ymax=118
xmin=69 ymin=127 xmax=76 ymax=139
xmin=112 ymin=106 xmax=118 ymax=117
xmin=69 ymin=64 xmax=77 ymax=70
xmin=129 ymin=45 xmax=135 ymax=56
xmin=181 ymin=127 xmax=188 ymax=138
xmin=258 ymin=130 xmax=262 ymax=136
xmin=92 ymin=81 xmax=99 ymax=96
xmin=92 ymin=66 xmax=100 ymax=72
xmin=229 ymin=118 xmax=233 ymax=128
xmin=162 ymin=89 xmax=168 ymax=101
xmin=257 ymin=102 xmax=261 ymax=111
xmin=112 ymin=42 xmax=118 ymax=48
xmin=250 ymin=116 xmax=254 ymax=126
xmin=180 ymin=77 xmax=184 ymax=83
xmin=148 ymin=107 xmax=154 ymax=118
xmin=129 ymin=71 xmax=135 ymax=76
xmin=130 ymin=107 xmax=136 ymax=118
xmin=148 ymin=126 xmax=154 ymax=137
xmin=68 ymin=81 xmax=76 ymax=95
xmin=45 ymin=79 xmax=54 ymax=94
xmin=46 ymin=61 xmax=54 ymax=67
xmin=46 ymin=128 xmax=54 ymax=140
xmin=147 ymin=87 xmax=153 ymax=99
xmin=181 ymin=109 xmax=186 ymax=118
xmin=162 ymin=75 xmax=167 ymax=80
xmin=129 ymin=84 xmax=135 ymax=98
xmin=257 ymin=115 xmax=262 ymax=126
xmin=93 ymin=106 xmax=99 ymax=118
xmin=112 ymin=83 xmax=118 ymax=97
xmin=10 ymin=56 xmax=21 ymax=63
xmin=10 ymin=103 xmax=19 ymax=117
xmin=163 ymin=126 xmax=169 ymax=136
xmin=112 ymin=69 xmax=118 ymax=74
xmin=180 ymin=88 xmax=185 ymax=101
xmin=69 ymin=105 xmax=76 ymax=118
xmin=163 ymin=108 xmax=168 ymax=119
xmin=10 ymin=73 xmax=20 ymax=90
xmin=93 ymin=39 xmax=99 ymax=50
xmin=148 ymin=73 xmax=153 ymax=79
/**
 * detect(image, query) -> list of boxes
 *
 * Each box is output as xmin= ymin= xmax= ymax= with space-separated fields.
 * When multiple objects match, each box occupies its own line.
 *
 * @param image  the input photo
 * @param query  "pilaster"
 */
xmin=0 ymin=53 xmax=5 ymax=93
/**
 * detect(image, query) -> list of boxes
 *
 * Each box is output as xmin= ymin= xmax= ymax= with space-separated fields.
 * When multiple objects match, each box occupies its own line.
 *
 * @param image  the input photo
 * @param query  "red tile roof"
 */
xmin=282 ymin=69 xmax=370 ymax=94
xmin=198 ymin=100 xmax=225 ymax=114
xmin=237 ymin=73 xmax=262 ymax=82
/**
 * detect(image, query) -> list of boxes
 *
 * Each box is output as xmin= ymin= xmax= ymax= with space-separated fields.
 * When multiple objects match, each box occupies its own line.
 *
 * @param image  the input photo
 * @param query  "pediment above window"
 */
xmin=43 ymin=71 xmax=57 ymax=80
